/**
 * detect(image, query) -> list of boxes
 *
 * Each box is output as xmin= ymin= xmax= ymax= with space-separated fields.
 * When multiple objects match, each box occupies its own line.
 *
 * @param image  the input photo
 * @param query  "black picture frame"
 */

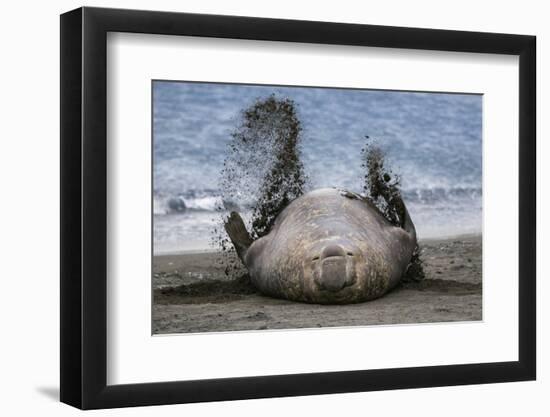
xmin=60 ymin=6 xmax=536 ymax=410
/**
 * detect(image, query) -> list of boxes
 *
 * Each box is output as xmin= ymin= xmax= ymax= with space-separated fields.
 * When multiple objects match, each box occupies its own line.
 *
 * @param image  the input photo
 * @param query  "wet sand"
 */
xmin=153 ymin=235 xmax=482 ymax=334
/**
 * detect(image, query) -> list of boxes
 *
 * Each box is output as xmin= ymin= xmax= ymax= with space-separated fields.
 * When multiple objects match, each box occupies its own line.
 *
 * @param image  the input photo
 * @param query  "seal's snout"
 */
xmin=318 ymin=258 xmax=348 ymax=292
xmin=320 ymin=244 xmax=346 ymax=259
xmin=312 ymin=244 xmax=357 ymax=292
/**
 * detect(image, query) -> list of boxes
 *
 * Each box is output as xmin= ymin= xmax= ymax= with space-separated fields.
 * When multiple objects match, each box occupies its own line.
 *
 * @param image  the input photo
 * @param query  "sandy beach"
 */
xmin=152 ymin=235 xmax=482 ymax=334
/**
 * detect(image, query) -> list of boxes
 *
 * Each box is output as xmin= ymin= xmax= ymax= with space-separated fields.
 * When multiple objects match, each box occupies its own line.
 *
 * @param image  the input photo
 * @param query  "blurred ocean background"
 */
xmin=153 ymin=81 xmax=482 ymax=254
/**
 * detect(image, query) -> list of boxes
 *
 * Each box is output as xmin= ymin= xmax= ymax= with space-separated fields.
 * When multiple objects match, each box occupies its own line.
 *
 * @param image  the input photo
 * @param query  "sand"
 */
xmin=152 ymin=235 xmax=482 ymax=334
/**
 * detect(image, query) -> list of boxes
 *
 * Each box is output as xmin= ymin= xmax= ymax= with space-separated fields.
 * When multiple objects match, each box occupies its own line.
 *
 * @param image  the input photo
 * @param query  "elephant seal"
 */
xmin=224 ymin=188 xmax=417 ymax=304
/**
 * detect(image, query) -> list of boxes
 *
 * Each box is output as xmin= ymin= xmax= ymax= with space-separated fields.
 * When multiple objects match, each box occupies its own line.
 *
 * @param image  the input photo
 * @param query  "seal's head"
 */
xmin=271 ymin=233 xmax=391 ymax=304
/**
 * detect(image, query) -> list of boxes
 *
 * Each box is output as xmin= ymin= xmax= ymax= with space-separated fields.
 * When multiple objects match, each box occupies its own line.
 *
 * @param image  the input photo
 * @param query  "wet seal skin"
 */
xmin=224 ymin=188 xmax=417 ymax=304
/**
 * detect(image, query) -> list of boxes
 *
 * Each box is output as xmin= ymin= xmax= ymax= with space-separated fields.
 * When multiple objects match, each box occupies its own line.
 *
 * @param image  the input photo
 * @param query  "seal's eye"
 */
xmin=312 ymin=256 xmax=320 ymax=261
xmin=347 ymin=252 xmax=354 ymax=256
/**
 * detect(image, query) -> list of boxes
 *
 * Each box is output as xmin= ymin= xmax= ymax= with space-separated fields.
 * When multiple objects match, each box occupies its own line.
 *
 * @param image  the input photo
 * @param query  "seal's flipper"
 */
xmin=224 ymin=211 xmax=253 ymax=262
xmin=380 ymin=193 xmax=424 ymax=282
xmin=360 ymin=143 xmax=414 ymax=234
xmin=377 ymin=189 xmax=416 ymax=240
xmin=396 ymin=197 xmax=416 ymax=241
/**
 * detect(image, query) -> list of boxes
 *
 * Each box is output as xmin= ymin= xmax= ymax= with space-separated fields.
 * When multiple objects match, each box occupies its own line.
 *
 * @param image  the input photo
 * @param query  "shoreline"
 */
xmin=154 ymin=232 xmax=482 ymax=257
xmin=153 ymin=234 xmax=482 ymax=334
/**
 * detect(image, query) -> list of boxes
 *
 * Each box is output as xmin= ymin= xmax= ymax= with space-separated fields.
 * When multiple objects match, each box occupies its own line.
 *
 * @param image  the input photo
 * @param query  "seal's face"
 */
xmin=247 ymin=233 xmax=379 ymax=304
xmin=291 ymin=236 xmax=384 ymax=304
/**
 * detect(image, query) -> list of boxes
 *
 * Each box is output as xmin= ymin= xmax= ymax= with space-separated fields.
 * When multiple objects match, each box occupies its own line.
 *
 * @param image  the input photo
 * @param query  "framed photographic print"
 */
xmin=60 ymin=6 xmax=536 ymax=409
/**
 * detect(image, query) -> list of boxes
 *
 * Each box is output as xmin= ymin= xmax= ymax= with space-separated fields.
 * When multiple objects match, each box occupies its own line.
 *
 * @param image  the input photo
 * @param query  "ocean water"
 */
xmin=153 ymin=81 xmax=482 ymax=254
